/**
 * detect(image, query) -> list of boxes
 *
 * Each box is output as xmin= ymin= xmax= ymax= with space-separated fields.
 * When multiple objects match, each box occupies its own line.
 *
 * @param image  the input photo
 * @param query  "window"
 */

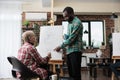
xmin=82 ymin=20 xmax=104 ymax=48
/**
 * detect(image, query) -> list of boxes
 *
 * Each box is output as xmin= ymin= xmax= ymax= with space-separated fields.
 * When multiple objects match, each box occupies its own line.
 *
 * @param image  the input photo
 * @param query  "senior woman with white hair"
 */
xmin=17 ymin=30 xmax=51 ymax=80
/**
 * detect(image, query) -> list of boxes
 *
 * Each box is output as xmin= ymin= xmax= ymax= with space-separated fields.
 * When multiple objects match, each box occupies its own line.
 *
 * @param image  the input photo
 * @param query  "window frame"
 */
xmin=82 ymin=20 xmax=105 ymax=49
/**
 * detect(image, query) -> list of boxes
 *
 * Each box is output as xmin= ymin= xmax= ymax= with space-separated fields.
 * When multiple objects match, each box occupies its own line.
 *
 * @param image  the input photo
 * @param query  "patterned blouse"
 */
xmin=18 ymin=42 xmax=49 ymax=79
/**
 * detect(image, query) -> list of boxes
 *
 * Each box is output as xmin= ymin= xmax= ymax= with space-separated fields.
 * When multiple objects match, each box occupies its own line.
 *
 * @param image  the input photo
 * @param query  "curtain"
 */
xmin=0 ymin=1 xmax=22 ymax=78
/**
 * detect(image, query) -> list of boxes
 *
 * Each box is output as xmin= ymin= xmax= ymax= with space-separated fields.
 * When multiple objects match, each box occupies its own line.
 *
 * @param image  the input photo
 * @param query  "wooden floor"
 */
xmin=81 ymin=69 xmax=111 ymax=80
xmin=0 ymin=69 xmax=118 ymax=80
xmin=63 ymin=68 xmax=115 ymax=80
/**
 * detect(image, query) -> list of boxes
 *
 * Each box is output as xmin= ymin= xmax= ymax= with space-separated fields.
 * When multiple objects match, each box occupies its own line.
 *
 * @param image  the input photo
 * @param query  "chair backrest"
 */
xmin=81 ymin=55 xmax=87 ymax=67
xmin=7 ymin=56 xmax=39 ymax=79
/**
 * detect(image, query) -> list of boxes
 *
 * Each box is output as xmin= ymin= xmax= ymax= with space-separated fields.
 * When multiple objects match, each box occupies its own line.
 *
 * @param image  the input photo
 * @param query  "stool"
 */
xmin=87 ymin=63 xmax=97 ymax=78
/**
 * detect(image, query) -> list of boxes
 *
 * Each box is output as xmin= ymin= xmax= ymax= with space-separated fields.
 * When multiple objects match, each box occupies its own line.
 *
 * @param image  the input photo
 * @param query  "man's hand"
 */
xmin=54 ymin=46 xmax=61 ymax=52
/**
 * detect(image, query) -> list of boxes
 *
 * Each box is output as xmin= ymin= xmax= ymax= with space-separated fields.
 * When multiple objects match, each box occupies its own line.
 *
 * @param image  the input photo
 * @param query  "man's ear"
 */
xmin=27 ymin=36 xmax=31 ymax=42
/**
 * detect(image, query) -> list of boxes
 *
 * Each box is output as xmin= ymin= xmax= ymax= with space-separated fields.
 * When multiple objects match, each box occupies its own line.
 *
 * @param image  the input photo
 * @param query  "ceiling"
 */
xmin=1 ymin=0 xmax=120 ymax=2
xmin=0 ymin=0 xmax=39 ymax=2
xmin=1 ymin=0 xmax=120 ymax=5
xmin=0 ymin=0 xmax=40 ymax=3
xmin=1 ymin=0 xmax=120 ymax=15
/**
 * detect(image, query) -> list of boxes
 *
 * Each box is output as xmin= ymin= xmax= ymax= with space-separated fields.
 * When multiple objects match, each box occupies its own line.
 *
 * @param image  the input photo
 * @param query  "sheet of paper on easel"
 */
xmin=36 ymin=26 xmax=63 ymax=60
xmin=62 ymin=21 xmax=68 ymax=40
xmin=62 ymin=21 xmax=68 ymax=35
xmin=112 ymin=33 xmax=120 ymax=56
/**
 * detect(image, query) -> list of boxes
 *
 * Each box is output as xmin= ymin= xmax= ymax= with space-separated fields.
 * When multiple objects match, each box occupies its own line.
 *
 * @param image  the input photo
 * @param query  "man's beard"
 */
xmin=68 ymin=16 xmax=74 ymax=23
xmin=63 ymin=16 xmax=74 ymax=23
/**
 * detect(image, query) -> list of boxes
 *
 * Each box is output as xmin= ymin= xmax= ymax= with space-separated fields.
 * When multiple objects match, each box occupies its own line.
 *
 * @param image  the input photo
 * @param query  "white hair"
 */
xmin=22 ymin=30 xmax=35 ymax=43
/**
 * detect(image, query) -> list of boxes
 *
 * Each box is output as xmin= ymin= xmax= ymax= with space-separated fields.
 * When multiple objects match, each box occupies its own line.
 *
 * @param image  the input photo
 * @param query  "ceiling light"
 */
xmin=84 ymin=30 xmax=88 ymax=34
xmin=110 ymin=13 xmax=118 ymax=19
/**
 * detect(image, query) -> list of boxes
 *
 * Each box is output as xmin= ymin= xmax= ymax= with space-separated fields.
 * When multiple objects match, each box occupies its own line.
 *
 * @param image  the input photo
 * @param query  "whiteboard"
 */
xmin=36 ymin=26 xmax=63 ymax=60
xmin=112 ymin=33 xmax=120 ymax=56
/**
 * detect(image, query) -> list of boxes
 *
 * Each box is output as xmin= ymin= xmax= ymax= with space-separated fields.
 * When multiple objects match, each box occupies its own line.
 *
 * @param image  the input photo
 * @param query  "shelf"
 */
xmin=22 ymin=27 xmax=34 ymax=30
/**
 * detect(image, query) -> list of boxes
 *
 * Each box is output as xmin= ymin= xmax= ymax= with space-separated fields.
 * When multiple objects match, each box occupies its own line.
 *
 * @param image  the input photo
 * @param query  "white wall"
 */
xmin=0 ymin=2 xmax=21 ymax=78
xmin=114 ymin=16 xmax=120 ymax=32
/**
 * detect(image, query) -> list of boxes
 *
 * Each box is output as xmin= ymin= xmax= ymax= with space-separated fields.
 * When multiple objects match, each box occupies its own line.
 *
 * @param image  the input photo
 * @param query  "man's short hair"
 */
xmin=63 ymin=6 xmax=74 ymax=15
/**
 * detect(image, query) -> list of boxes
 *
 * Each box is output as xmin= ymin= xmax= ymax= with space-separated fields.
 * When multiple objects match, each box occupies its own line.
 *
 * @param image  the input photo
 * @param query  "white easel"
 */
xmin=111 ymin=33 xmax=120 ymax=80
xmin=48 ymin=0 xmax=64 ymax=76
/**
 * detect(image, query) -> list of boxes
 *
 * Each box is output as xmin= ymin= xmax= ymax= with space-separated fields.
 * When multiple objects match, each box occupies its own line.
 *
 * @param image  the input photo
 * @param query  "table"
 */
xmin=88 ymin=57 xmax=111 ymax=78
xmin=48 ymin=60 xmax=63 ymax=76
xmin=89 ymin=57 xmax=110 ymax=64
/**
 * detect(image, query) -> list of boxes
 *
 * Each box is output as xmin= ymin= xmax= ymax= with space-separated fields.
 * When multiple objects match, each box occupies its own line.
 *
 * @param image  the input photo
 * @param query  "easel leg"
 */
xmin=111 ymin=72 xmax=114 ymax=80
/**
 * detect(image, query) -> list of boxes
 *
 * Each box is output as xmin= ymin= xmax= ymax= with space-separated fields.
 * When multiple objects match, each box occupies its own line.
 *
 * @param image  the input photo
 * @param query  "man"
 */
xmin=18 ymin=31 xmax=51 ymax=80
xmin=54 ymin=6 xmax=83 ymax=80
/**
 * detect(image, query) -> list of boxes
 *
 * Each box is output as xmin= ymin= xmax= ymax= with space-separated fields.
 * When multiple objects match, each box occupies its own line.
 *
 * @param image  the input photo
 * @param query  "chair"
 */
xmin=62 ymin=60 xmax=68 ymax=76
xmin=81 ymin=55 xmax=88 ymax=69
xmin=7 ymin=56 xmax=40 ymax=80
xmin=62 ymin=53 xmax=68 ymax=76
xmin=87 ymin=57 xmax=111 ymax=78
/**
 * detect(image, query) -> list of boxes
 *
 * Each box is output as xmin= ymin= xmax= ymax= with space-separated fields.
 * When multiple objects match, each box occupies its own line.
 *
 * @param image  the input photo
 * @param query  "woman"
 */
xmin=18 ymin=30 xmax=51 ymax=80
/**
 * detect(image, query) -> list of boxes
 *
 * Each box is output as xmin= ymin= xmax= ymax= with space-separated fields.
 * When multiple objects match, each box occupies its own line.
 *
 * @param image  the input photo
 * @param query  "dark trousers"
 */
xmin=66 ymin=52 xmax=82 ymax=80
xmin=110 ymin=62 xmax=120 ymax=77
